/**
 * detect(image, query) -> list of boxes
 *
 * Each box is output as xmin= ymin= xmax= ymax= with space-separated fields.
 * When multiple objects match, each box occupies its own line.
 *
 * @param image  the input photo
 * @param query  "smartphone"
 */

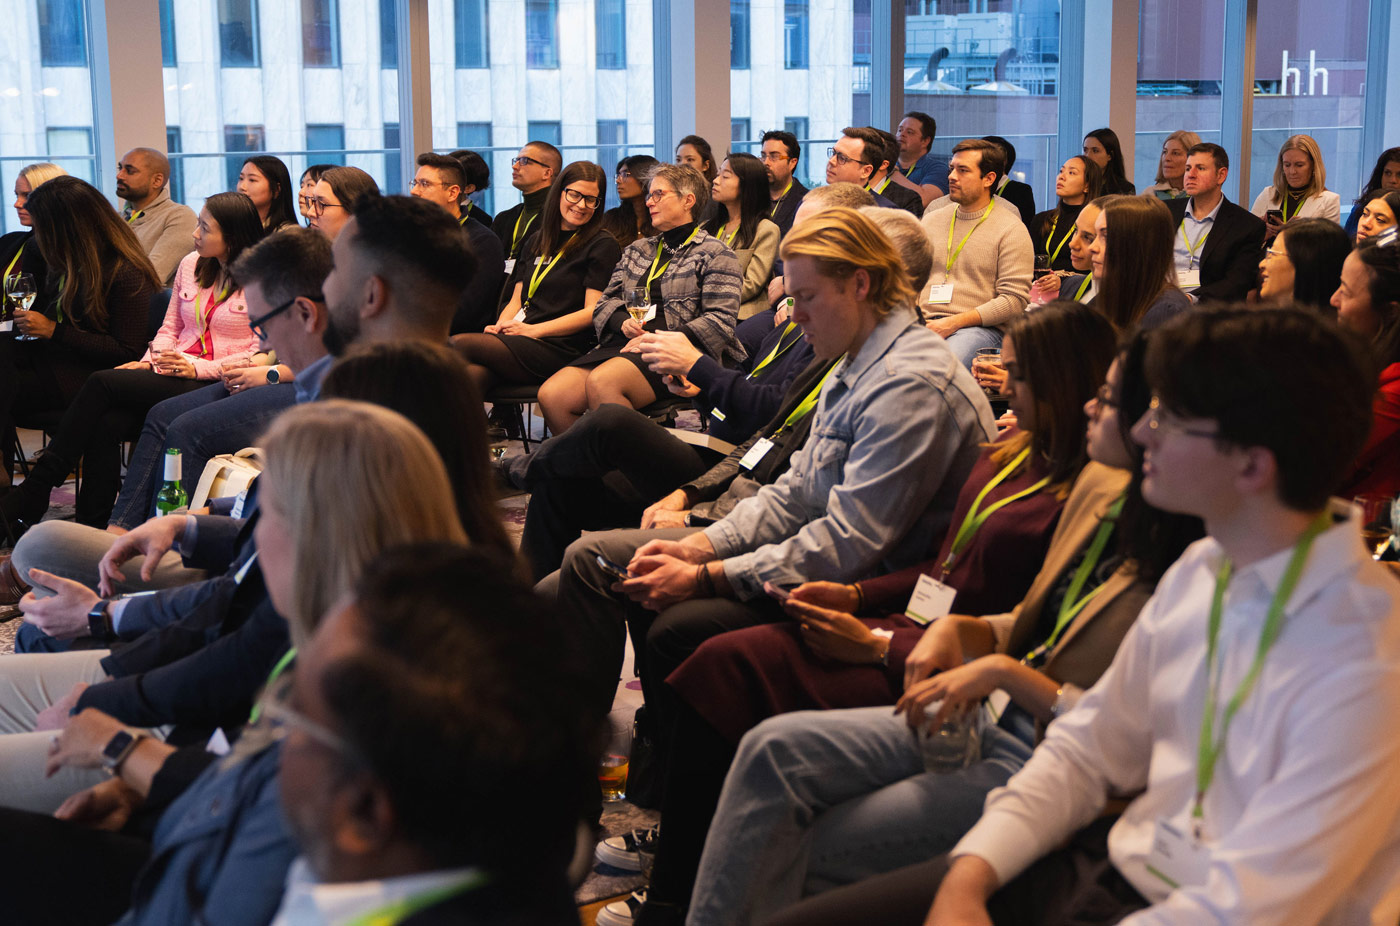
xmin=596 ymin=554 xmax=631 ymax=581
xmin=1266 ymin=209 xmax=1284 ymax=224
xmin=763 ymin=581 xmax=793 ymax=602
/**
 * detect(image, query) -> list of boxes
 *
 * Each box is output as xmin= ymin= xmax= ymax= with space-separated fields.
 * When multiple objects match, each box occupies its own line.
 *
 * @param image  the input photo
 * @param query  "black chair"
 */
xmin=484 ymin=385 xmax=545 ymax=452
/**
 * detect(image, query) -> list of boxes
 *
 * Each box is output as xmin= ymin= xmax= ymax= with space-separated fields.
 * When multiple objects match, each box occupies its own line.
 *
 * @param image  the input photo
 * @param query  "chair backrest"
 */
xmin=147 ymin=289 xmax=172 ymax=341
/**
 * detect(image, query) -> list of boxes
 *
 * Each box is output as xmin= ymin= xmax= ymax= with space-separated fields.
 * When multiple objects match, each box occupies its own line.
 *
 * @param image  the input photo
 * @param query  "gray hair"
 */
xmin=859 ymin=205 xmax=934 ymax=298
xmin=649 ymin=164 xmax=710 ymax=218
xmin=803 ymin=182 xmax=877 ymax=211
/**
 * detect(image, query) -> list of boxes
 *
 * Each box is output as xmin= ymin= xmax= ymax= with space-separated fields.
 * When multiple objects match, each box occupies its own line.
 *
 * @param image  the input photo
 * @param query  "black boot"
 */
xmin=0 ymin=449 xmax=70 ymax=543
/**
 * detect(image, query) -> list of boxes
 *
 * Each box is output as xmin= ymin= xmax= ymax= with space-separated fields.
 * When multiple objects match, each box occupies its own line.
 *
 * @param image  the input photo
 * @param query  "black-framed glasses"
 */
xmin=826 ymin=147 xmax=867 ymax=167
xmin=758 ymin=151 xmax=795 ymax=163
xmin=408 ymin=177 xmax=455 ymax=191
xmin=512 ymin=155 xmax=548 ymax=169
xmin=644 ymin=189 xmax=678 ymax=205
xmin=248 ymin=293 xmax=323 ymax=339
xmin=1145 ymin=396 xmax=1220 ymax=439
xmin=562 ymin=188 xmax=602 ymax=209
xmin=307 ymin=197 xmax=343 ymax=217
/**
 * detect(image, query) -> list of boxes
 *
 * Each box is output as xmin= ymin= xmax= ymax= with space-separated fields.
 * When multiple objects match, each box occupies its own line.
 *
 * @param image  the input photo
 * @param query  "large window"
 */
xmin=732 ymin=0 xmax=750 ymax=69
xmin=37 ymin=0 xmax=87 ymax=67
xmin=784 ymin=1 xmax=808 ymax=70
xmin=302 ymin=0 xmax=341 ymax=67
xmin=596 ymin=0 xmax=626 ymax=69
xmin=598 ymin=120 xmax=628 ymax=168
xmin=457 ymin=123 xmax=493 ymax=214
xmin=219 ymin=0 xmax=260 ymax=68
xmin=223 ymin=124 xmax=266 ymax=190
xmin=526 ymin=0 xmax=559 ymax=69
xmin=527 ymin=122 xmax=563 ymax=147
xmin=455 ymin=0 xmax=489 ymax=68
xmin=46 ymin=127 xmax=95 ymax=182
xmin=383 ymin=123 xmax=401 ymax=193
xmin=1135 ymin=0 xmax=1225 ymax=194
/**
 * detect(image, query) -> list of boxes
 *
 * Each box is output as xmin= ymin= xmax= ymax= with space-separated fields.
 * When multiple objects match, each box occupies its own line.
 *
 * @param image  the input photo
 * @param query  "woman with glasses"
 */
xmin=706 ymin=152 xmax=782 ymax=319
xmin=307 ymin=166 xmax=379 ymax=240
xmin=537 ymin=164 xmax=744 ymax=434
xmin=602 ymin=154 xmax=661 ymax=247
xmin=1257 ymin=217 xmax=1351 ymax=315
xmin=451 ymin=161 xmax=622 ymax=395
xmin=234 ymin=156 xmax=298 ymax=231
xmin=1 ymin=192 xmax=266 ymax=535
xmin=296 ymin=163 xmax=336 ymax=227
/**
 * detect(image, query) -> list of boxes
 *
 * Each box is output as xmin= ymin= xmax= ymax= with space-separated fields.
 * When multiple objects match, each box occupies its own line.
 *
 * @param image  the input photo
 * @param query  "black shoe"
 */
xmin=0 ymin=480 xmax=50 ymax=545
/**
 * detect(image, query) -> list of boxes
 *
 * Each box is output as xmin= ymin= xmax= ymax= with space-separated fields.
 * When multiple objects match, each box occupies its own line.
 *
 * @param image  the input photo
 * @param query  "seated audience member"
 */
xmin=676 ymin=134 xmax=718 ymax=184
xmin=826 ymin=127 xmax=897 ymax=208
xmin=552 ymin=207 xmax=995 ymax=729
xmin=1082 ymin=127 xmax=1135 ymax=196
xmin=536 ymin=164 xmax=743 ymax=435
xmin=1334 ymin=239 xmax=1400 ymax=498
xmin=615 ymin=303 xmax=1117 ymax=926
xmin=1250 ymin=134 xmax=1342 ymax=240
xmin=116 ymin=147 xmax=197 ymax=283
xmin=982 ymin=136 xmax=1036 ymax=224
xmin=688 ymin=334 xmax=1203 ymax=926
xmin=602 ymin=155 xmax=661 ymax=248
xmin=297 ymin=163 xmax=336 ymax=227
xmin=235 ymin=155 xmax=298 ymax=231
xmin=1030 ymin=156 xmax=1102 ymax=276
xmin=1355 ymin=189 xmax=1400 ymax=245
xmin=865 ymin=129 xmax=925 ymax=217
xmin=892 ymin=111 xmax=949 ymax=206
xmin=1257 ymin=217 xmax=1351 ymax=315
xmin=307 ymin=166 xmax=380 ymax=241
xmin=409 ymin=151 xmax=505 ymax=334
xmin=0 ymin=408 xmax=480 ymax=925
xmin=1141 ymin=130 xmax=1201 ymax=201
xmin=919 ymin=138 xmax=1034 ymax=367
xmin=495 ymin=141 xmax=564 ymax=273
xmin=1165 ymin=143 xmax=1266 ymax=303
xmin=1345 ymin=146 xmax=1400 ymax=239
xmin=0 ymin=178 xmax=160 ymax=500
xmin=0 ymin=162 xmax=66 ymax=318
xmin=706 ymin=152 xmax=782 ymax=318
xmin=2 ymin=192 xmax=264 ymax=533
xmin=447 ymin=146 xmax=494 ymax=227
xmin=855 ymin=307 xmax=1398 ymax=926
xmin=1088 ymin=195 xmax=1191 ymax=331
xmin=759 ymin=130 xmax=807 ymax=237
xmin=1027 ymin=195 xmax=1115 ymax=310
xmin=453 ymin=161 xmax=620 ymax=393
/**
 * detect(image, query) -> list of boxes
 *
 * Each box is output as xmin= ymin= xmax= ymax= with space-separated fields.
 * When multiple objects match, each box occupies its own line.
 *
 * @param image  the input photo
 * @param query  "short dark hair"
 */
xmin=230 ymin=226 xmax=333 ymax=309
xmin=345 ymin=194 xmax=477 ymax=325
xmin=448 ymin=149 xmax=490 ymax=192
xmin=321 ymin=544 xmax=600 ymax=871
xmin=872 ymin=128 xmax=899 ymax=173
xmin=1188 ymin=143 xmax=1230 ymax=172
xmin=1145 ymin=306 xmax=1373 ymax=510
xmin=198 ymin=190 xmax=266 ymax=289
xmin=953 ymin=138 xmax=1005 ymax=184
xmin=761 ymin=130 xmax=801 ymax=161
xmin=982 ymin=135 xmax=1017 ymax=172
xmin=841 ymin=126 xmax=885 ymax=169
xmin=524 ymin=140 xmax=564 ymax=173
xmin=415 ymin=152 xmax=465 ymax=190
xmin=902 ymin=111 xmax=937 ymax=144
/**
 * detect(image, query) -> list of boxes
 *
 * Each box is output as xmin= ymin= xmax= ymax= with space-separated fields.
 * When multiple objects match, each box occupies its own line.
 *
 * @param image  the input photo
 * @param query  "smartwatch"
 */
xmin=265 ymin=367 xmax=281 ymax=385
xmin=87 ymin=600 xmax=115 ymax=642
xmin=99 ymin=729 xmax=145 ymax=774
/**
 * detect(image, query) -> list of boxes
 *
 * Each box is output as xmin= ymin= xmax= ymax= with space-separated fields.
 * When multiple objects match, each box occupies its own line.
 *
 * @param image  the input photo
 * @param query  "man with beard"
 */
xmin=116 ymin=147 xmax=197 ymax=285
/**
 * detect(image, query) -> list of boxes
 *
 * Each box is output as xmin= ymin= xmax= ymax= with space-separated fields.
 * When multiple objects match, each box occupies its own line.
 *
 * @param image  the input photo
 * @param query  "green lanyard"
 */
xmin=509 ymin=209 xmax=537 ymax=259
xmin=940 ymin=446 xmax=1050 ymax=579
xmin=868 ymin=176 xmax=891 ymax=195
xmin=344 ymin=872 xmax=491 ymax=926
xmin=125 ymin=208 xmax=144 ymax=224
xmin=996 ymin=176 xmax=1010 ymax=195
xmin=53 ymin=273 xmax=67 ymax=323
xmin=715 ymin=221 xmax=740 ymax=247
xmin=1179 ymin=219 xmax=1211 ymax=266
xmin=248 ymin=647 xmax=298 ymax=723
xmin=3 ymin=242 xmax=25 ymax=280
xmin=1074 ymin=272 xmax=1093 ymax=301
xmin=898 ymin=162 xmax=916 ymax=178
xmin=1192 ymin=511 xmax=1329 ymax=839
xmin=646 ymin=226 xmax=701 ymax=291
xmin=1282 ymin=192 xmax=1308 ymax=222
xmin=945 ymin=202 xmax=995 ymax=276
xmin=1022 ymin=494 xmax=1125 ymax=666
xmin=746 ymin=322 xmax=801 ymax=380
xmin=769 ymin=180 xmax=793 ymax=218
xmin=461 ymin=200 xmax=474 ymax=222
xmin=525 ymin=248 xmax=567 ymax=307
xmin=1046 ymin=215 xmax=1076 ymax=265
xmin=773 ymin=361 xmax=841 ymax=437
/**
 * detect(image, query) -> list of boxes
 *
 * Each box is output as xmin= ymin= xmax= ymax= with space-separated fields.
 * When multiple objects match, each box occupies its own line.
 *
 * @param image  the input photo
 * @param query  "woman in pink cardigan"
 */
xmin=1 ymin=192 xmax=265 ymax=534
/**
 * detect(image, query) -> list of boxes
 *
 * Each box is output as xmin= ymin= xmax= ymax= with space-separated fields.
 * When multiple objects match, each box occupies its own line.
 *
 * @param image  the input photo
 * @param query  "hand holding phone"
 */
xmin=763 ymin=581 xmax=793 ymax=602
xmin=596 ymin=554 xmax=631 ymax=582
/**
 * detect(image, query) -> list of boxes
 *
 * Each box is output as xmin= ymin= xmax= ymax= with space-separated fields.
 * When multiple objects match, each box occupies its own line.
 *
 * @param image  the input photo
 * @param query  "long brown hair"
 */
xmin=532 ymin=161 xmax=609 ymax=262
xmin=1096 ymin=196 xmax=1178 ymax=331
xmin=26 ymin=176 xmax=160 ymax=327
xmin=194 ymin=191 xmax=266 ymax=290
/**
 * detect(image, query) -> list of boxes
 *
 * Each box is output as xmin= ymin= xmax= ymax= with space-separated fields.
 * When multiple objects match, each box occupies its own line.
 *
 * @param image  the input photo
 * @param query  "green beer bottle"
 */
xmin=155 ymin=448 xmax=189 ymax=517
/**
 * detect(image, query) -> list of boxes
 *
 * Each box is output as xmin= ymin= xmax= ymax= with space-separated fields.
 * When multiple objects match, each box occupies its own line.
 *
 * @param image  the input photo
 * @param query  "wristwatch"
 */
xmin=87 ymin=600 xmax=115 ymax=642
xmin=99 ymin=729 xmax=145 ymax=774
xmin=265 ymin=367 xmax=281 ymax=385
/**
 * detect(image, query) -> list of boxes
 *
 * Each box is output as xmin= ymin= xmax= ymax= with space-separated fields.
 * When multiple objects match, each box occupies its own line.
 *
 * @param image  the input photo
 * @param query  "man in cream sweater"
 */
xmin=919 ymin=138 xmax=1033 ymax=367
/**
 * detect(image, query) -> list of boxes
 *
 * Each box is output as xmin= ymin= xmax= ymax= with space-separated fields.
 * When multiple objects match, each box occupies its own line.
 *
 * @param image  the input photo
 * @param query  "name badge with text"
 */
xmin=503 ymin=258 xmax=517 ymax=275
xmin=905 ymin=574 xmax=956 ymax=626
xmin=739 ymin=437 xmax=774 ymax=471
xmin=1176 ymin=269 xmax=1201 ymax=290
xmin=927 ymin=282 xmax=956 ymax=305
xmin=1146 ymin=818 xmax=1210 ymax=890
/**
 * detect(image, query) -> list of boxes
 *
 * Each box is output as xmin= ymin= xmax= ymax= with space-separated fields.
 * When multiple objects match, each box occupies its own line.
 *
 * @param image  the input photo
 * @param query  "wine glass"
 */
xmin=626 ymin=287 xmax=650 ymax=325
xmin=971 ymin=347 xmax=1005 ymax=396
xmin=6 ymin=274 xmax=37 ymax=341
xmin=1358 ymin=494 xmax=1394 ymax=559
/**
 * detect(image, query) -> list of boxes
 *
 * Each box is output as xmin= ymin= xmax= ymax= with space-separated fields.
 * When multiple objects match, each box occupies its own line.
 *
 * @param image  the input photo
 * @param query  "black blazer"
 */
xmin=1166 ymin=196 xmax=1266 ymax=303
xmin=879 ymin=180 xmax=925 ymax=218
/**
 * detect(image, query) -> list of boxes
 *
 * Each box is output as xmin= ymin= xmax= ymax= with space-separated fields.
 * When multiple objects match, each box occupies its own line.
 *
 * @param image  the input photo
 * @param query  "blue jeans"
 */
xmin=943 ymin=325 xmax=1004 ymax=370
xmin=108 ymin=382 xmax=296 ymax=530
xmin=687 ymin=704 xmax=1035 ymax=926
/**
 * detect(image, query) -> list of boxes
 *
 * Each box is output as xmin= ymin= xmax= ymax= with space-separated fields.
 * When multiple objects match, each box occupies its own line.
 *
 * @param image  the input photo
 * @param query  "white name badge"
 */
xmin=503 ymin=258 xmax=517 ymax=275
xmin=905 ymin=573 xmax=956 ymax=626
xmin=513 ymin=307 xmax=528 ymax=323
xmin=1146 ymin=818 xmax=1210 ymax=890
xmin=0 ymin=321 xmax=11 ymax=333
xmin=230 ymin=488 xmax=248 ymax=520
xmin=535 ymin=256 xmax=545 ymax=265
xmin=205 ymin=727 xmax=232 ymax=757
xmin=739 ymin=437 xmax=774 ymax=470
xmin=643 ymin=304 xmax=658 ymax=324
xmin=927 ymin=282 xmax=956 ymax=305
xmin=984 ymin=689 xmax=1012 ymax=723
xmin=1176 ymin=268 xmax=1201 ymax=290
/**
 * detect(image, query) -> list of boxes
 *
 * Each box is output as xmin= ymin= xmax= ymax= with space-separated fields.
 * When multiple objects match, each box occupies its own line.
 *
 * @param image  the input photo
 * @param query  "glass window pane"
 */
xmin=732 ymin=0 xmax=750 ymax=69
xmin=383 ymin=123 xmax=401 ymax=193
xmin=1136 ymin=0 xmax=1225 ymax=196
xmin=526 ymin=0 xmax=559 ymax=69
xmin=303 ymin=0 xmax=341 ymax=68
xmin=166 ymin=127 xmax=184 ymax=204
xmin=381 ymin=0 xmax=397 ymax=69
xmin=37 ymin=0 xmax=87 ymax=67
xmin=598 ymin=119 xmax=628 ymax=169
xmin=785 ymin=0 xmax=808 ymax=70
xmin=159 ymin=0 xmax=178 ymax=68
xmin=455 ymin=0 xmax=489 ymax=68
xmin=45 ymin=127 xmax=95 ymax=183
xmin=527 ymin=122 xmax=563 ymax=147
xmin=219 ymin=0 xmax=260 ymax=68
xmin=731 ymin=119 xmax=751 ymax=143
xmin=307 ymin=124 xmax=347 ymax=167
xmin=224 ymin=124 xmax=266 ymax=190
xmin=596 ymin=0 xmax=626 ymax=69
xmin=457 ymin=123 xmax=494 ymax=214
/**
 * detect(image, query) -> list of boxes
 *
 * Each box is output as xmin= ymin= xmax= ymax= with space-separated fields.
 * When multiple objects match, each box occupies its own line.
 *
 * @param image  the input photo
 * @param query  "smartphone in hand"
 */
xmin=596 ymin=554 xmax=631 ymax=582
xmin=763 ymin=581 xmax=793 ymax=602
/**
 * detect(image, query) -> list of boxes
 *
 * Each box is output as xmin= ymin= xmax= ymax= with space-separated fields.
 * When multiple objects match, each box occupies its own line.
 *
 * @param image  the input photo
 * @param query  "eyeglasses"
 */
xmin=248 ymin=293 xmax=323 ymax=339
xmin=615 ymin=171 xmax=633 ymax=181
xmin=758 ymin=152 xmax=795 ymax=163
xmin=1091 ymin=383 xmax=1119 ymax=415
xmin=1264 ymin=246 xmax=1288 ymax=258
xmin=562 ymin=188 xmax=602 ymax=209
xmin=644 ymin=189 xmax=678 ymax=205
xmin=307 ymin=197 xmax=344 ymax=217
xmin=826 ymin=147 xmax=868 ymax=167
xmin=260 ymin=675 xmax=362 ymax=763
xmin=1145 ymin=396 xmax=1220 ymax=440
xmin=408 ymin=178 xmax=455 ymax=191
xmin=512 ymin=155 xmax=549 ymax=169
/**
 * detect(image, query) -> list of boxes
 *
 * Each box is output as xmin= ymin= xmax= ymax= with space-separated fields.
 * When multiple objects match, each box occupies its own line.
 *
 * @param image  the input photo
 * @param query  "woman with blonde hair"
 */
xmin=1250 ymin=134 xmax=1341 ymax=240
xmin=1 ymin=163 xmax=67 ymax=311
xmin=1141 ymin=130 xmax=1200 ymax=200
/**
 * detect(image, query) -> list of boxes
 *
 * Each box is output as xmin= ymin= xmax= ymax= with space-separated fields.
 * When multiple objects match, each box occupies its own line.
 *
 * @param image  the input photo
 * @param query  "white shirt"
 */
xmin=1173 ymin=194 xmax=1223 ymax=274
xmin=953 ymin=510 xmax=1400 ymax=925
xmin=270 ymin=857 xmax=486 ymax=926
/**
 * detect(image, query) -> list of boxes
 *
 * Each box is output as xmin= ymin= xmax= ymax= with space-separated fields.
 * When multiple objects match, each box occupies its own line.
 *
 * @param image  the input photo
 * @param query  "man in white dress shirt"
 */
xmin=928 ymin=307 xmax=1400 ymax=925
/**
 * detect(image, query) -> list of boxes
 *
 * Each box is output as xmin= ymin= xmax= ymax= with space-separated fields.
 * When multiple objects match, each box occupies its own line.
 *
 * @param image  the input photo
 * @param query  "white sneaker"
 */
xmin=596 ymin=889 xmax=646 ymax=926
xmin=595 ymin=823 xmax=660 ymax=872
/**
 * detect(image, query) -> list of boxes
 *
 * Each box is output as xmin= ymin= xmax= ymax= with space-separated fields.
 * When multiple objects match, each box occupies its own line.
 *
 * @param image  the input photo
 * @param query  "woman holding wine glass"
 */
xmin=536 ymin=164 xmax=744 ymax=435
xmin=1 ymin=163 xmax=67 ymax=325
xmin=705 ymin=152 xmax=781 ymax=319
xmin=451 ymin=161 xmax=621 ymax=396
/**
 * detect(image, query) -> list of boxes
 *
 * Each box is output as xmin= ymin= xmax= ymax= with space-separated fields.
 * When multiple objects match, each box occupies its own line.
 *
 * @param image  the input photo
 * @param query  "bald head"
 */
xmin=116 ymin=147 xmax=171 ymax=207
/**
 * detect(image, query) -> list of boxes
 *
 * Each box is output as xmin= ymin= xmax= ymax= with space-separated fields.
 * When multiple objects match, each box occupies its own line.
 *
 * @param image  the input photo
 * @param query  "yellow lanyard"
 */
xmin=3 ymin=242 xmax=24 ymax=280
xmin=1179 ymin=218 xmax=1211 ymax=266
xmin=1282 ymin=192 xmax=1308 ymax=222
xmin=940 ymin=446 xmax=1050 ymax=579
xmin=462 ymin=200 xmax=474 ymax=221
xmin=525 ymin=248 xmax=567 ymax=307
xmin=344 ymin=873 xmax=491 ymax=926
xmin=1046 ymin=215 xmax=1076 ymax=265
xmin=1074 ymin=272 xmax=1093 ymax=301
xmin=510 ymin=209 xmax=537 ymax=259
xmin=716 ymin=221 xmax=740 ymax=247
xmin=746 ymin=322 xmax=801 ymax=380
xmin=996 ymin=176 xmax=1011 ymax=195
xmin=646 ymin=226 xmax=701 ymax=291
xmin=1022 ymin=494 xmax=1125 ymax=667
xmin=868 ymin=176 xmax=892 ymax=195
xmin=769 ymin=180 xmax=793 ymax=218
xmin=774 ymin=361 xmax=841 ymax=436
xmin=946 ymin=203 xmax=995 ymax=275
xmin=193 ymin=282 xmax=233 ymax=357
xmin=898 ymin=161 xmax=916 ymax=178
xmin=125 ymin=208 xmax=144 ymax=224
xmin=247 ymin=647 xmax=297 ymax=723
xmin=54 ymin=273 xmax=67 ymax=323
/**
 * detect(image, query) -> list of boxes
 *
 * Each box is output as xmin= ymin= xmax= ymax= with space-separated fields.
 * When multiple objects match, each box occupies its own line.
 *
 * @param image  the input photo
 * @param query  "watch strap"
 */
xmin=87 ymin=600 xmax=114 ymax=641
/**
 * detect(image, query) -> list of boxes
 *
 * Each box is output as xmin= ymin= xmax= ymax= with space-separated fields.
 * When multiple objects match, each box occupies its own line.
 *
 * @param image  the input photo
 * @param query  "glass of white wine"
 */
xmin=1357 ymin=494 xmax=1394 ymax=559
xmin=5 ymin=273 xmax=37 ymax=340
xmin=626 ymin=287 xmax=650 ymax=325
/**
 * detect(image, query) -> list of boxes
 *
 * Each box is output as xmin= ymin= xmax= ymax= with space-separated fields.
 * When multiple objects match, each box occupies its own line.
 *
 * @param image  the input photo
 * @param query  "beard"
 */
xmin=321 ymin=308 xmax=361 ymax=357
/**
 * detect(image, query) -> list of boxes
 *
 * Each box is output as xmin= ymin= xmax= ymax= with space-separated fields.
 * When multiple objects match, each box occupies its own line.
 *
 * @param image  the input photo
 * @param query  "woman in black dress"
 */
xmin=451 ymin=161 xmax=621 ymax=396
xmin=1028 ymin=155 xmax=1101 ymax=277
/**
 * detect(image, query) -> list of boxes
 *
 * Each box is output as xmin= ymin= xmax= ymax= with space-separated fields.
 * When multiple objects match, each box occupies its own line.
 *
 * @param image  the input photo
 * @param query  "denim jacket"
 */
xmin=704 ymin=305 xmax=996 ymax=599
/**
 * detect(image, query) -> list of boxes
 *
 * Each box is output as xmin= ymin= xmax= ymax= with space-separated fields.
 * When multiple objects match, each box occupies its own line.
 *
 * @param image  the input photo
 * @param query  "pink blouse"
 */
xmin=144 ymin=250 xmax=257 ymax=379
